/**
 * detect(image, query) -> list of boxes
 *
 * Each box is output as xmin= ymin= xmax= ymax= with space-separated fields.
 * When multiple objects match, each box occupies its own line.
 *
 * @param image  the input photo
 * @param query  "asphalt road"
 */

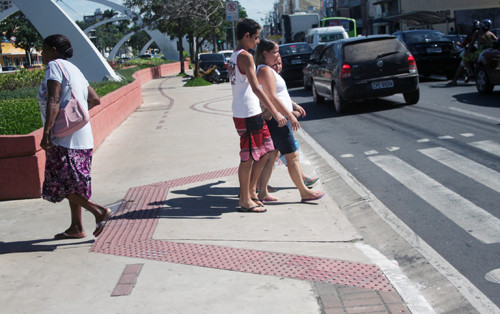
xmin=289 ymin=77 xmax=500 ymax=309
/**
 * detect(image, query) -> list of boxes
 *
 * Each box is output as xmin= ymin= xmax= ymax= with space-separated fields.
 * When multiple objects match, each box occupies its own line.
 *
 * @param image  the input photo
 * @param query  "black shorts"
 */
xmin=266 ymin=118 xmax=297 ymax=155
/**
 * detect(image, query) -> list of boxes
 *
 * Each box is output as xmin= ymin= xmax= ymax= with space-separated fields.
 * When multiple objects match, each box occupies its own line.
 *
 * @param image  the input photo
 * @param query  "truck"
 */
xmin=281 ymin=13 xmax=320 ymax=43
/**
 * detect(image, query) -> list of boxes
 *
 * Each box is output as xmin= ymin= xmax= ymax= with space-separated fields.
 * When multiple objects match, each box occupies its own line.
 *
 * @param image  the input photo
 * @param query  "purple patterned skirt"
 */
xmin=42 ymin=145 xmax=93 ymax=203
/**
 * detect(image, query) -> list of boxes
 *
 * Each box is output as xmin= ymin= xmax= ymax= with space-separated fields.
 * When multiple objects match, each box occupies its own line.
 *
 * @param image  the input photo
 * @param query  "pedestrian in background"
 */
xmin=229 ymin=18 xmax=287 ymax=213
xmin=38 ymin=34 xmax=111 ymax=239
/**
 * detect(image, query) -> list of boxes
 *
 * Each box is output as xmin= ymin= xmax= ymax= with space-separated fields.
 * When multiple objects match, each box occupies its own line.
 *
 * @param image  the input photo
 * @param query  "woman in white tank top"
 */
xmin=255 ymin=38 xmax=325 ymax=203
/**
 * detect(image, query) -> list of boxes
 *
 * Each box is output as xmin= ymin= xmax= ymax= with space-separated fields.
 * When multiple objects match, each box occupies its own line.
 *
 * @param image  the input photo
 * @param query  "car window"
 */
xmin=279 ymin=44 xmax=313 ymax=56
xmin=310 ymin=45 xmax=324 ymax=61
xmin=320 ymin=46 xmax=335 ymax=65
xmin=199 ymin=54 xmax=223 ymax=62
xmin=343 ymin=39 xmax=406 ymax=63
xmin=405 ymin=31 xmax=450 ymax=44
xmin=319 ymin=33 xmax=345 ymax=43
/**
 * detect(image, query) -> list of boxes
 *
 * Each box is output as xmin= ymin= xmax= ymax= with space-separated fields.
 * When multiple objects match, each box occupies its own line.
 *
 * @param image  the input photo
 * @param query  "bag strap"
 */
xmin=54 ymin=59 xmax=77 ymax=99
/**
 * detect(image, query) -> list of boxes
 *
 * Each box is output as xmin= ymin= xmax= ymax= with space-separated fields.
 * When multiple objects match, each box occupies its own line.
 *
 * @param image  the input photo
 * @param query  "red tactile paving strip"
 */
xmin=92 ymin=167 xmax=393 ymax=292
xmin=111 ymin=264 xmax=143 ymax=297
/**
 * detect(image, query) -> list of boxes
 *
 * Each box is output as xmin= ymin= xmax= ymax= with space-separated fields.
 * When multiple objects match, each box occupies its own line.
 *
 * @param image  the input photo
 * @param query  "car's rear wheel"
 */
xmin=403 ymin=89 xmax=420 ymax=105
xmin=333 ymin=86 xmax=348 ymax=113
xmin=303 ymin=75 xmax=311 ymax=90
xmin=312 ymin=82 xmax=324 ymax=104
xmin=475 ymin=65 xmax=494 ymax=94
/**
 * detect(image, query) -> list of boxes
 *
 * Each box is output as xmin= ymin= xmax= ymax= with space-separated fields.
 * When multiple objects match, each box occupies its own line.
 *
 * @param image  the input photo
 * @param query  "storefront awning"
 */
xmin=384 ymin=11 xmax=454 ymax=26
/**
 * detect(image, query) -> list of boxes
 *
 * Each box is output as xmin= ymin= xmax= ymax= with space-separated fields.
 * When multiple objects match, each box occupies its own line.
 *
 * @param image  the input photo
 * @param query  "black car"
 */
xmin=279 ymin=42 xmax=313 ymax=83
xmin=311 ymin=35 xmax=420 ymax=113
xmin=393 ymin=30 xmax=460 ymax=79
xmin=198 ymin=53 xmax=229 ymax=82
xmin=302 ymin=43 xmax=326 ymax=90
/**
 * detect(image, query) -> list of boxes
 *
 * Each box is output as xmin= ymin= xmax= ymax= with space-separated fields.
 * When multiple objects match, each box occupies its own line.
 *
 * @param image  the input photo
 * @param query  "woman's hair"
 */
xmin=43 ymin=34 xmax=73 ymax=59
xmin=236 ymin=18 xmax=261 ymax=40
xmin=254 ymin=38 xmax=278 ymax=66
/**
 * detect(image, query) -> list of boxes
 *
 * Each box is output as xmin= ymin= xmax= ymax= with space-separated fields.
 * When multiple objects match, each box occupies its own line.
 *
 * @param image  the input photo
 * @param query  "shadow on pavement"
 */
xmin=453 ymin=92 xmax=500 ymax=107
xmin=0 ymin=238 xmax=94 ymax=254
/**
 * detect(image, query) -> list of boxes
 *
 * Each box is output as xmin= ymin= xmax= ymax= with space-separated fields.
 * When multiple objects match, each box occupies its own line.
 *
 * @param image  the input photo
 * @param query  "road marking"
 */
xmin=469 ymin=140 xmax=500 ymax=158
xmin=368 ymin=154 xmax=500 ymax=244
xmin=386 ymin=147 xmax=400 ymax=152
xmin=417 ymin=138 xmax=430 ymax=143
xmin=341 ymin=154 xmax=354 ymax=158
xmin=419 ymin=147 xmax=500 ymax=194
xmin=438 ymin=135 xmax=454 ymax=140
xmin=460 ymin=133 xmax=475 ymax=137
xmin=485 ymin=269 xmax=500 ymax=284
xmin=364 ymin=150 xmax=378 ymax=155
xmin=449 ymin=107 xmax=500 ymax=123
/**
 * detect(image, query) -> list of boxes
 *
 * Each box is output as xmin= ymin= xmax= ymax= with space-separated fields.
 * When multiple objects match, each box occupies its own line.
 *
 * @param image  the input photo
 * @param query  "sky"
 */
xmin=58 ymin=0 xmax=275 ymax=24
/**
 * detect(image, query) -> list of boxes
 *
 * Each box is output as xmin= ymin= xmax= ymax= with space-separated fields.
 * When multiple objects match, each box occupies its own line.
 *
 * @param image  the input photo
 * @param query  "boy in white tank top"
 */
xmin=229 ymin=18 xmax=286 ymax=213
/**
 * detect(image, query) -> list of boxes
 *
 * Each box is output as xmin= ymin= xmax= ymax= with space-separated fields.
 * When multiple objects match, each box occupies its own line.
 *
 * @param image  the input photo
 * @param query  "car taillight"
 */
xmin=408 ymin=54 xmax=417 ymax=74
xmin=341 ymin=64 xmax=351 ymax=79
xmin=223 ymin=62 xmax=228 ymax=70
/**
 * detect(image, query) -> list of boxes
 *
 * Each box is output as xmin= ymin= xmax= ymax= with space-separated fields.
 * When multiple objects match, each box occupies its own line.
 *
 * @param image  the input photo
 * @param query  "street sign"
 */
xmin=226 ymin=1 xmax=239 ymax=22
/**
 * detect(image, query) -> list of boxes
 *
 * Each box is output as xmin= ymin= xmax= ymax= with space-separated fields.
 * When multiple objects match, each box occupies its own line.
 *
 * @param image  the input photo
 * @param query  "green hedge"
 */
xmin=0 ymin=65 xmax=156 ymax=135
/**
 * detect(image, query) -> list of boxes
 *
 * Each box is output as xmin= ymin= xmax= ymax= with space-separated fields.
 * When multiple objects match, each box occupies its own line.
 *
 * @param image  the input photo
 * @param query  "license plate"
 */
xmin=426 ymin=47 xmax=442 ymax=53
xmin=371 ymin=80 xmax=394 ymax=89
xmin=291 ymin=59 xmax=304 ymax=64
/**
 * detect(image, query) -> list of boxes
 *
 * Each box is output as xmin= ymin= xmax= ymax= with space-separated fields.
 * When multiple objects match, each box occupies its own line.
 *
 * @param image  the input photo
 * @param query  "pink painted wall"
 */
xmin=0 ymin=61 xmax=188 ymax=200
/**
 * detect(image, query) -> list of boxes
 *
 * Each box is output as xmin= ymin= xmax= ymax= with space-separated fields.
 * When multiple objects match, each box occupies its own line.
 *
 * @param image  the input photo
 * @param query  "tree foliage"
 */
xmin=124 ymin=0 xmax=226 ymax=74
xmin=0 ymin=11 xmax=42 ymax=67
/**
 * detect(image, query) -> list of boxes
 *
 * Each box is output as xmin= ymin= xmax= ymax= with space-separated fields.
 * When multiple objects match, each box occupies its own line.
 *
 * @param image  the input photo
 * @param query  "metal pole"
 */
xmin=232 ymin=20 xmax=236 ymax=49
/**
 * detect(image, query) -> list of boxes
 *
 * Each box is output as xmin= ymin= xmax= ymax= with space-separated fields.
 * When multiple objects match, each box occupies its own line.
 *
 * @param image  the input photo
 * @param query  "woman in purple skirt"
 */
xmin=38 ymin=34 xmax=111 ymax=239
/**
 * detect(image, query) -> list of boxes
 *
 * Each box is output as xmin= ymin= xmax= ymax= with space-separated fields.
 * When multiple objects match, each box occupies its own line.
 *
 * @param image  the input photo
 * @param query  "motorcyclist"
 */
xmin=449 ymin=20 xmax=480 ymax=85
xmin=470 ymin=19 xmax=498 ymax=60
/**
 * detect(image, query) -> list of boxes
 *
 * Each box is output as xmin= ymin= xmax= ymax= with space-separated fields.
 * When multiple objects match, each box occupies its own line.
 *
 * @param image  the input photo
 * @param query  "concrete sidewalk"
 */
xmin=0 ymin=73 xmax=435 ymax=313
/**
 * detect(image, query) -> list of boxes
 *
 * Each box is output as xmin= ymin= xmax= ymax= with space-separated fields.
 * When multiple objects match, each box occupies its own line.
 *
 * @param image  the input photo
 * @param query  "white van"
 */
xmin=305 ymin=26 xmax=348 ymax=48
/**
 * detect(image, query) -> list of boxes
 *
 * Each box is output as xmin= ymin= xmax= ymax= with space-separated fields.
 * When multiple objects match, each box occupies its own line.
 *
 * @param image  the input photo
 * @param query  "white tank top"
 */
xmin=229 ymin=49 xmax=261 ymax=118
xmin=256 ymin=64 xmax=293 ymax=112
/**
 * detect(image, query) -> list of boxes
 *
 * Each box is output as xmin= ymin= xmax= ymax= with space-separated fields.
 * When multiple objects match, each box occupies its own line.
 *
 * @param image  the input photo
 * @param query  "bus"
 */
xmin=321 ymin=17 xmax=357 ymax=37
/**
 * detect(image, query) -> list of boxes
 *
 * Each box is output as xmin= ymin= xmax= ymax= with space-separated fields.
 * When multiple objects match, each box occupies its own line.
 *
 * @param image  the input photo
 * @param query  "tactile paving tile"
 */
xmin=92 ymin=167 xmax=393 ymax=291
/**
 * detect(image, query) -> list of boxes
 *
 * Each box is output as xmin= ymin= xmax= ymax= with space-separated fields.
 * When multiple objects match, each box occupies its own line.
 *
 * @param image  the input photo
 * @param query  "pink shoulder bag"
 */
xmin=51 ymin=60 xmax=90 ymax=138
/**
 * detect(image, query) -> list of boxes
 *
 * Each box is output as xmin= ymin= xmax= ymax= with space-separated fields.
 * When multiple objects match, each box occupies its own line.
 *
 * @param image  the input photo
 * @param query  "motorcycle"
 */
xmin=198 ymin=64 xmax=221 ymax=84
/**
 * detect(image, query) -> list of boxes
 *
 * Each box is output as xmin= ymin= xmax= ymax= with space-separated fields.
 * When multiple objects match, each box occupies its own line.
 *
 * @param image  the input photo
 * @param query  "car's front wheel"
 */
xmin=476 ymin=65 xmax=494 ymax=94
xmin=403 ymin=89 xmax=420 ymax=105
xmin=303 ymin=74 xmax=311 ymax=90
xmin=312 ymin=82 xmax=324 ymax=104
xmin=333 ymin=86 xmax=348 ymax=114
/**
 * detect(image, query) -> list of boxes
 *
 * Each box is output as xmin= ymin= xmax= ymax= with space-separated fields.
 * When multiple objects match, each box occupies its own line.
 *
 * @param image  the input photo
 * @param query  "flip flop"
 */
xmin=304 ymin=177 xmax=319 ymax=187
xmin=54 ymin=232 xmax=86 ymax=239
xmin=301 ymin=191 xmax=325 ymax=203
xmin=260 ymin=196 xmax=278 ymax=202
xmin=238 ymin=205 xmax=267 ymax=213
xmin=93 ymin=208 xmax=112 ymax=237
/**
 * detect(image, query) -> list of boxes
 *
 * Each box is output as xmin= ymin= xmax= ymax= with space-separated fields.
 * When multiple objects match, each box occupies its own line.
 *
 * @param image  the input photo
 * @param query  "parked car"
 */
xmin=475 ymin=39 xmax=500 ymax=94
xmin=305 ymin=26 xmax=348 ymax=49
xmin=219 ymin=50 xmax=233 ymax=62
xmin=198 ymin=53 xmax=229 ymax=82
xmin=278 ymin=42 xmax=313 ymax=83
xmin=1 ymin=65 xmax=17 ymax=72
xmin=311 ymin=35 xmax=420 ymax=113
xmin=393 ymin=30 xmax=460 ymax=79
xmin=302 ymin=43 xmax=326 ymax=90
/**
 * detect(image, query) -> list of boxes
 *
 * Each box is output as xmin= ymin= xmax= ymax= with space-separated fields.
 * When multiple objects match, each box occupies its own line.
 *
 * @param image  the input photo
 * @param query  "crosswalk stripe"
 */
xmin=469 ymin=140 xmax=500 ymax=158
xmin=419 ymin=147 xmax=500 ymax=194
xmin=368 ymin=155 xmax=500 ymax=244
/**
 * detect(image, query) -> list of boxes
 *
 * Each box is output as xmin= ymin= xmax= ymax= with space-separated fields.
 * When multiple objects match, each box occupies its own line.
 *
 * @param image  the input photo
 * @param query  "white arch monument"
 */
xmin=7 ymin=0 xmax=183 ymax=81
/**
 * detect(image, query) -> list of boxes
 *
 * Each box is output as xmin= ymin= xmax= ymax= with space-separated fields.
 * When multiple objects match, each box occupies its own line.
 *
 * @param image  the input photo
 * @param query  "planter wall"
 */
xmin=0 ymin=61 xmax=188 ymax=200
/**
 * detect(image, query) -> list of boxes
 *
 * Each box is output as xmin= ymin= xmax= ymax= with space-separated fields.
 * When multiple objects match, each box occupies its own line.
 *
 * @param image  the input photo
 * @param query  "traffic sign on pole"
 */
xmin=226 ymin=1 xmax=239 ymax=22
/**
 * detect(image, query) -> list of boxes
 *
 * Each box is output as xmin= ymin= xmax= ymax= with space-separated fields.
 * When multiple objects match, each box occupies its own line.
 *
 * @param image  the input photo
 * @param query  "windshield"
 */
xmin=405 ymin=31 xmax=450 ymax=44
xmin=319 ymin=33 xmax=345 ymax=43
xmin=199 ymin=54 xmax=224 ymax=62
xmin=279 ymin=44 xmax=312 ymax=57
xmin=343 ymin=38 xmax=405 ymax=63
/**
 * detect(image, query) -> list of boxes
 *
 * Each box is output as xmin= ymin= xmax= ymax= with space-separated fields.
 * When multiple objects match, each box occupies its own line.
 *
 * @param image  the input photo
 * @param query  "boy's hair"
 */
xmin=236 ymin=18 xmax=261 ymax=40
xmin=254 ymin=38 xmax=278 ymax=66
